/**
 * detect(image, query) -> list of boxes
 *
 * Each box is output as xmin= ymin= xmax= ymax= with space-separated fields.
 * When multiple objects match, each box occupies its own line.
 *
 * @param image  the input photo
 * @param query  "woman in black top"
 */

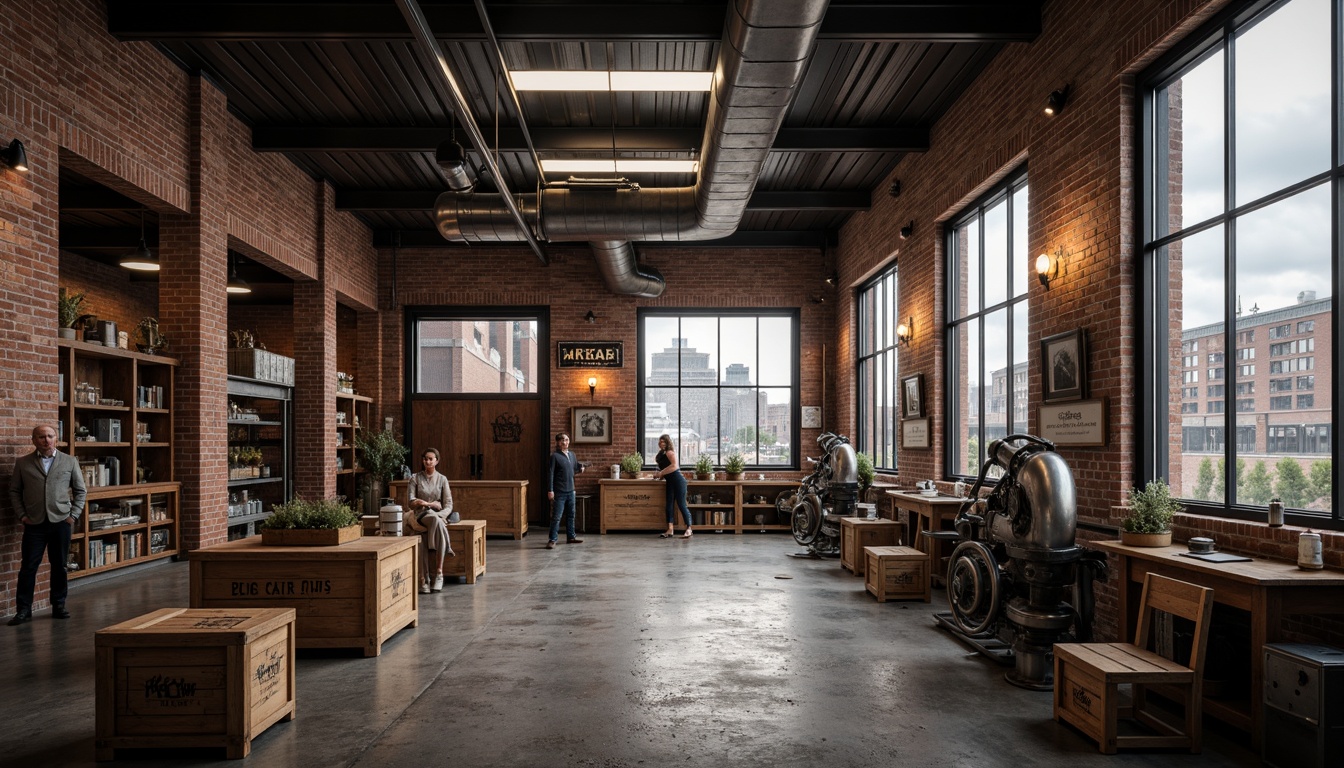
xmin=655 ymin=433 xmax=692 ymax=538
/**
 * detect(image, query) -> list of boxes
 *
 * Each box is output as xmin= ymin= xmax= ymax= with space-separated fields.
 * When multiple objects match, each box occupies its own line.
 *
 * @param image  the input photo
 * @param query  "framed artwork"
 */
xmin=800 ymin=405 xmax=822 ymax=429
xmin=1041 ymin=329 xmax=1087 ymax=402
xmin=901 ymin=418 xmax=930 ymax=449
xmin=571 ymin=405 xmax=612 ymax=444
xmin=901 ymin=374 xmax=925 ymax=418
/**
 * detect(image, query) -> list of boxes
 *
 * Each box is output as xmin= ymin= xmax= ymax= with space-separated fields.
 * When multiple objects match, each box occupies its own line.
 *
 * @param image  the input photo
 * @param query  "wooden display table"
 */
xmin=444 ymin=520 xmax=487 ymax=584
xmin=95 ymin=607 xmax=296 ymax=760
xmin=392 ymin=479 xmax=528 ymax=539
xmin=1089 ymin=540 xmax=1344 ymax=750
xmin=887 ymin=490 xmax=976 ymax=588
xmin=599 ymin=477 xmax=804 ymax=534
xmin=189 ymin=536 xmax=419 ymax=657
xmin=864 ymin=546 xmax=929 ymax=602
xmin=839 ymin=516 xmax=905 ymax=576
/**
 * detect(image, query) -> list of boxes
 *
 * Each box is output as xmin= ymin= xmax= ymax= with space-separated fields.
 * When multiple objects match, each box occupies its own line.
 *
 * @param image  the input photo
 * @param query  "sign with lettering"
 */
xmin=557 ymin=341 xmax=623 ymax=368
xmin=901 ymin=418 xmax=930 ymax=449
xmin=1038 ymin=398 xmax=1108 ymax=447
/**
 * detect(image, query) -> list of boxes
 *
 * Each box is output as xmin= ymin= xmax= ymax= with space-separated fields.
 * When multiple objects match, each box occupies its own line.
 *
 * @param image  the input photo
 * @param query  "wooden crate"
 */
xmin=443 ymin=519 xmax=487 ymax=584
xmin=391 ymin=480 xmax=528 ymax=539
xmin=864 ymin=545 xmax=929 ymax=602
xmin=95 ymin=607 xmax=296 ymax=760
xmin=190 ymin=536 xmax=419 ymax=657
xmin=840 ymin=517 xmax=905 ymax=576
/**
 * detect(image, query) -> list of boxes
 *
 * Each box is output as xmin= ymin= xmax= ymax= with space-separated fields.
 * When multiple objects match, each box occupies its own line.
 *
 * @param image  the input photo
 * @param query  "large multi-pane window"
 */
xmin=638 ymin=310 xmax=798 ymax=468
xmin=1142 ymin=0 xmax=1339 ymax=524
xmin=857 ymin=263 xmax=899 ymax=470
xmin=413 ymin=316 xmax=540 ymax=394
xmin=947 ymin=169 xmax=1030 ymax=477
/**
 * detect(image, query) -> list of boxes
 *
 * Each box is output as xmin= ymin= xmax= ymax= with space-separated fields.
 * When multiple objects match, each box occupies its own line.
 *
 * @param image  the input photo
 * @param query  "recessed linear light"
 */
xmin=511 ymin=70 xmax=713 ymax=92
xmin=540 ymin=159 xmax=700 ymax=174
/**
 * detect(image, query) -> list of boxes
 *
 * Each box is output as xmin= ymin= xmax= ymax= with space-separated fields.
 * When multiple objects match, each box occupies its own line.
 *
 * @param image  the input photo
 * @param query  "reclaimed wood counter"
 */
xmin=189 ymin=535 xmax=419 ymax=657
xmin=391 ymin=479 xmax=528 ymax=539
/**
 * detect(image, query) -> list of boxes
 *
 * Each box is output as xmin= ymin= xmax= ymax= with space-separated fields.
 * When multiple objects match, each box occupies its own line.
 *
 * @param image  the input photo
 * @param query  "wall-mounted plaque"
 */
xmin=557 ymin=341 xmax=623 ymax=368
xmin=1037 ymin=398 xmax=1107 ymax=447
xmin=901 ymin=418 xmax=930 ymax=449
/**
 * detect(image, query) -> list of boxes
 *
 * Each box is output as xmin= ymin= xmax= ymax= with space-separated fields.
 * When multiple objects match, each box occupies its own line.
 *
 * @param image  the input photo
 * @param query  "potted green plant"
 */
xmin=856 ymin=451 xmax=875 ymax=500
xmin=724 ymin=452 xmax=746 ymax=481
xmin=355 ymin=427 xmax=409 ymax=512
xmin=260 ymin=497 xmax=360 ymax=546
xmin=57 ymin=288 xmax=85 ymax=339
xmin=1120 ymin=479 xmax=1183 ymax=547
xmin=695 ymin=453 xmax=713 ymax=481
xmin=620 ymin=452 xmax=643 ymax=479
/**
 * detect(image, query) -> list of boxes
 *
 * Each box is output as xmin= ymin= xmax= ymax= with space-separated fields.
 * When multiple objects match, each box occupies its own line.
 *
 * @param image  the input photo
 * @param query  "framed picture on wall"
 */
xmin=901 ymin=374 xmax=925 ymax=418
xmin=1041 ymin=329 xmax=1087 ymax=402
xmin=571 ymin=406 xmax=613 ymax=445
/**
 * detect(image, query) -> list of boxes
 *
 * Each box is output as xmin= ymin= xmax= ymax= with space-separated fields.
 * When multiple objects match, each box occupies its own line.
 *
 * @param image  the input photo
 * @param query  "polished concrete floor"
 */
xmin=4 ymin=533 xmax=1260 ymax=767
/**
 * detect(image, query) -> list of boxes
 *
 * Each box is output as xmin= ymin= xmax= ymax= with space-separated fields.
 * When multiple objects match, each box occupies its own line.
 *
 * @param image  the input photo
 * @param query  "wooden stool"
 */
xmin=443 ymin=519 xmax=487 ymax=584
xmin=864 ymin=545 xmax=929 ymax=602
xmin=840 ymin=516 xmax=904 ymax=576
xmin=1054 ymin=573 xmax=1214 ymax=753
xmin=95 ymin=607 xmax=297 ymax=760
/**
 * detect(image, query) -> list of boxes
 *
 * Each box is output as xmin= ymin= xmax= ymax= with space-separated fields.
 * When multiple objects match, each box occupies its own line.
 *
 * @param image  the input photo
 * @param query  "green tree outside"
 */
xmin=1275 ymin=457 xmax=1310 ymax=508
xmin=1309 ymin=459 xmax=1332 ymax=504
xmin=1193 ymin=458 xmax=1215 ymax=501
xmin=1241 ymin=461 xmax=1273 ymax=505
xmin=1212 ymin=458 xmax=1244 ymax=501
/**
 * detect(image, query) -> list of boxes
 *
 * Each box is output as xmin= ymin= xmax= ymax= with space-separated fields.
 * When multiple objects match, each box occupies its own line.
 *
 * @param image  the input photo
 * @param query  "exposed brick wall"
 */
xmin=58 ymin=251 xmax=159 ymax=339
xmin=229 ymin=307 xmax=295 ymax=359
xmin=292 ymin=184 xmax=339 ymax=500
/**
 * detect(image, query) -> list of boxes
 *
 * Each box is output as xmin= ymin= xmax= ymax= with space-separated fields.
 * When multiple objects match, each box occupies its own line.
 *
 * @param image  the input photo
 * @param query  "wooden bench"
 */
xmin=95 ymin=607 xmax=296 ymax=760
xmin=864 ymin=545 xmax=929 ymax=602
xmin=1053 ymin=573 xmax=1214 ymax=753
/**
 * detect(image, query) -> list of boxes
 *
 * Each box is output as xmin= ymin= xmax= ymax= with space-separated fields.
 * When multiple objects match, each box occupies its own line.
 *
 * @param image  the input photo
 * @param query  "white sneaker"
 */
xmin=419 ymin=581 xmax=431 ymax=594
xmin=432 ymin=575 xmax=444 ymax=592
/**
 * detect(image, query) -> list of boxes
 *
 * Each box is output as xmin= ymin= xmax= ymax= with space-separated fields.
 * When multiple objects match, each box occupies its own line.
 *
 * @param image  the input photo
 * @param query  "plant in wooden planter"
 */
xmin=724 ymin=453 xmax=746 ymax=481
xmin=620 ymin=452 xmax=643 ymax=479
xmin=355 ymin=427 xmax=409 ymax=510
xmin=1120 ymin=479 xmax=1182 ymax=547
xmin=695 ymin=453 xmax=713 ymax=481
xmin=260 ymin=497 xmax=360 ymax=546
xmin=58 ymin=288 xmax=86 ymax=339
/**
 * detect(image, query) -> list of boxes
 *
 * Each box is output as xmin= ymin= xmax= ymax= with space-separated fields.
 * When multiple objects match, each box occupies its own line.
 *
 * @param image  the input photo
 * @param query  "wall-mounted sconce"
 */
xmin=226 ymin=253 xmax=252 ymax=294
xmin=1 ymin=138 xmax=28 ymax=172
xmin=584 ymin=310 xmax=596 ymax=323
xmin=824 ymin=272 xmax=838 ymax=287
xmin=1044 ymin=85 xmax=1070 ymax=116
xmin=587 ymin=376 xmax=597 ymax=401
xmin=899 ymin=220 xmax=914 ymax=240
xmin=119 ymin=209 xmax=160 ymax=271
xmin=1036 ymin=246 xmax=1063 ymax=288
xmin=895 ymin=316 xmax=913 ymax=346
xmin=888 ymin=179 xmax=902 ymax=198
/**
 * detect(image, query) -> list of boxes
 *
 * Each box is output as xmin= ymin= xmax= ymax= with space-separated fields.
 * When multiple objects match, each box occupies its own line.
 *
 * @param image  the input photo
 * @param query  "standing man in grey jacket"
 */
xmin=8 ymin=424 xmax=86 ymax=625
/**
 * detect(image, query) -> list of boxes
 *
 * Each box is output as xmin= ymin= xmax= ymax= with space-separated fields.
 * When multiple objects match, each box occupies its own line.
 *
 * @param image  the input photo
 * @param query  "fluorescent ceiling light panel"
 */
xmin=510 ymin=71 xmax=610 ymax=91
xmin=541 ymin=159 xmax=617 ymax=173
xmin=609 ymin=71 xmax=713 ymax=91
xmin=511 ymin=71 xmax=712 ymax=92
xmin=540 ymin=159 xmax=700 ymax=174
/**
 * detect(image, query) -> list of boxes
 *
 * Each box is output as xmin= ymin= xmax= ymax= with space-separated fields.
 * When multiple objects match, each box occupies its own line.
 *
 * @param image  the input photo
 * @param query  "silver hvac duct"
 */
xmin=434 ymin=0 xmax=829 ymax=295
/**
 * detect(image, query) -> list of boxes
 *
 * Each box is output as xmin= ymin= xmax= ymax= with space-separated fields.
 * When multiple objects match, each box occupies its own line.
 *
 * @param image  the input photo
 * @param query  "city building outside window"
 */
xmin=857 ymin=263 xmax=900 ymax=471
xmin=638 ymin=310 xmax=798 ymax=468
xmin=1142 ymin=0 xmax=1338 ymax=523
xmin=946 ymin=169 xmax=1029 ymax=478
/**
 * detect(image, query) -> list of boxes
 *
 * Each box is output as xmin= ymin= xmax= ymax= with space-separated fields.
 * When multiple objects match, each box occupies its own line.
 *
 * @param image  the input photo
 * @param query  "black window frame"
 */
xmin=857 ymin=261 xmax=900 ymax=471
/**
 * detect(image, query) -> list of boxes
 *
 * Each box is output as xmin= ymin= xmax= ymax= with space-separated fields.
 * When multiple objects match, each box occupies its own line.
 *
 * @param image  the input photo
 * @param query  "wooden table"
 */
xmin=886 ymin=490 xmax=975 ymax=587
xmin=1089 ymin=540 xmax=1344 ymax=749
xmin=190 ymin=535 xmax=419 ymax=657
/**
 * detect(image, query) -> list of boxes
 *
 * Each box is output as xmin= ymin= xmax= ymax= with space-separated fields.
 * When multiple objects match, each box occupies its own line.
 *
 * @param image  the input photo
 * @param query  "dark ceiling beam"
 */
xmin=59 ymin=187 xmax=146 ymax=211
xmin=59 ymin=227 xmax=158 ymax=248
xmin=372 ymin=229 xmax=831 ymax=249
xmin=108 ymin=2 xmax=1041 ymax=43
xmin=339 ymin=189 xmax=868 ymax=212
xmin=253 ymin=126 xmax=927 ymax=154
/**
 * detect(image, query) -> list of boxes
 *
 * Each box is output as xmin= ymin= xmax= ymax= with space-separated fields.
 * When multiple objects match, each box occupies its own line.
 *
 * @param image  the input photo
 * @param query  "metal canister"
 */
xmin=1268 ymin=500 xmax=1285 ymax=527
xmin=1297 ymin=530 xmax=1323 ymax=570
xmin=379 ymin=501 xmax=403 ymax=536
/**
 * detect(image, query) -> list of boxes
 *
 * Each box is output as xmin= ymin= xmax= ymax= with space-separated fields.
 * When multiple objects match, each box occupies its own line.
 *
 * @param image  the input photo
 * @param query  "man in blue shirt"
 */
xmin=546 ymin=433 xmax=585 ymax=549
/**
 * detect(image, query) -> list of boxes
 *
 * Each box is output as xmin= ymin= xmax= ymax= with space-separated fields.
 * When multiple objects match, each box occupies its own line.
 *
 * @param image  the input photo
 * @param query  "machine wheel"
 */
xmin=791 ymin=493 xmax=823 ymax=545
xmin=946 ymin=540 xmax=1001 ymax=637
xmin=775 ymin=490 xmax=799 ymax=524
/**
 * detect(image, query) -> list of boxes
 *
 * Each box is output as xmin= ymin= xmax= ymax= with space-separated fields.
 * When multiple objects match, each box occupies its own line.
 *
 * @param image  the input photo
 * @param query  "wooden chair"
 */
xmin=1053 ymin=573 xmax=1214 ymax=754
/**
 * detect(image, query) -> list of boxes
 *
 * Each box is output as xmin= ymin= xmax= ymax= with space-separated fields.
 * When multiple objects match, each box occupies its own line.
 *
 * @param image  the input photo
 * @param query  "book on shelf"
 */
xmin=79 ymin=456 xmax=121 ymax=487
xmin=149 ymin=529 xmax=170 ymax=553
xmin=136 ymin=384 xmax=165 ymax=409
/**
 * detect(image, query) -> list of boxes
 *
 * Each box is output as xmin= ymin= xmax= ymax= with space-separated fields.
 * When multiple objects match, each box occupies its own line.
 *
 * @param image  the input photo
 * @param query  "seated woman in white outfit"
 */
xmin=404 ymin=447 xmax=456 ymax=593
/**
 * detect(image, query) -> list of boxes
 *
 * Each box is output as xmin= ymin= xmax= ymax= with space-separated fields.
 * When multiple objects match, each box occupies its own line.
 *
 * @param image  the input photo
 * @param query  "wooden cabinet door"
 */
xmin=409 ymin=400 xmax=478 ymax=479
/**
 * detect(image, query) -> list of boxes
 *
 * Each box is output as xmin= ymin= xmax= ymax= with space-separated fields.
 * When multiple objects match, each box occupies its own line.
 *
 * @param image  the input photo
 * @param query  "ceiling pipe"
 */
xmin=471 ymin=0 xmax=547 ymax=186
xmin=433 ymin=0 xmax=830 ymax=294
xmin=394 ymin=0 xmax=548 ymax=265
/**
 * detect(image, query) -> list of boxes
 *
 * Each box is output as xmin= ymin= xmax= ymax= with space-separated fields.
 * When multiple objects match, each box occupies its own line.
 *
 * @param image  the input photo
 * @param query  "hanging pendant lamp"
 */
xmin=226 ymin=254 xmax=251 ymax=294
xmin=119 ymin=210 xmax=159 ymax=271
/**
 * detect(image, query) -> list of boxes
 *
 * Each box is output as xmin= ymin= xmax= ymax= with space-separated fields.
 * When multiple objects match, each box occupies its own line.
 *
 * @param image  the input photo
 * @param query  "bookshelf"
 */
xmin=335 ymin=391 xmax=373 ymax=514
xmin=226 ymin=376 xmax=292 ymax=539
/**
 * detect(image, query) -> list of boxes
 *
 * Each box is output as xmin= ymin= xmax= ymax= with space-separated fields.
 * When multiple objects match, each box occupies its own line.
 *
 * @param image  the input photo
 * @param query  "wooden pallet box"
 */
xmin=443 ymin=520 xmax=487 ymax=584
xmin=391 ymin=480 xmax=529 ymax=539
xmin=864 ymin=545 xmax=929 ymax=602
xmin=190 ymin=536 xmax=419 ymax=657
xmin=94 ymin=607 xmax=297 ymax=760
xmin=840 ymin=517 xmax=905 ymax=576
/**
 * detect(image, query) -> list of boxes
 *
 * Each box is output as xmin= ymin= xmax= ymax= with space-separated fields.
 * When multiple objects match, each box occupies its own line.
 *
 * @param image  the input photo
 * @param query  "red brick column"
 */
xmin=293 ymin=182 xmax=337 ymax=500
xmin=357 ymin=310 xmax=384 ymax=429
xmin=159 ymin=76 xmax=231 ymax=552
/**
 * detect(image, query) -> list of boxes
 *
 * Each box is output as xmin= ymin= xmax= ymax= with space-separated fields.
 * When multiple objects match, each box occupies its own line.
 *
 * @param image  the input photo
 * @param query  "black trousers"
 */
xmin=16 ymin=519 xmax=72 ymax=611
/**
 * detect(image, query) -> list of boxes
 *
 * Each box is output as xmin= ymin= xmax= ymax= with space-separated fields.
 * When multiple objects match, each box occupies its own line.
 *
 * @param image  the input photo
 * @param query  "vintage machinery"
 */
xmin=935 ymin=434 xmax=1106 ymax=690
xmin=780 ymin=432 xmax=859 ymax=556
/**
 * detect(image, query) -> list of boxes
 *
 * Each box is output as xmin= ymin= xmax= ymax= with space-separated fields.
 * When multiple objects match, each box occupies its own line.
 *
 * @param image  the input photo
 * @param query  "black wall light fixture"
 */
xmin=585 ymin=310 xmax=596 ymax=323
xmin=899 ymin=221 xmax=914 ymax=240
xmin=1044 ymin=85 xmax=1070 ymax=116
xmin=119 ymin=210 xmax=160 ymax=271
xmin=888 ymin=179 xmax=902 ymax=198
xmin=1 ymin=138 xmax=28 ymax=172
xmin=226 ymin=254 xmax=252 ymax=294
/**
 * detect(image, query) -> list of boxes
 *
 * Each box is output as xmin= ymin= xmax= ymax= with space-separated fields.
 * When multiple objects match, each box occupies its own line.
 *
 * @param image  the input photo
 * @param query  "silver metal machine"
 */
xmin=933 ymin=434 xmax=1106 ymax=690
xmin=1263 ymin=643 xmax=1344 ymax=768
xmin=781 ymin=432 xmax=859 ymax=557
